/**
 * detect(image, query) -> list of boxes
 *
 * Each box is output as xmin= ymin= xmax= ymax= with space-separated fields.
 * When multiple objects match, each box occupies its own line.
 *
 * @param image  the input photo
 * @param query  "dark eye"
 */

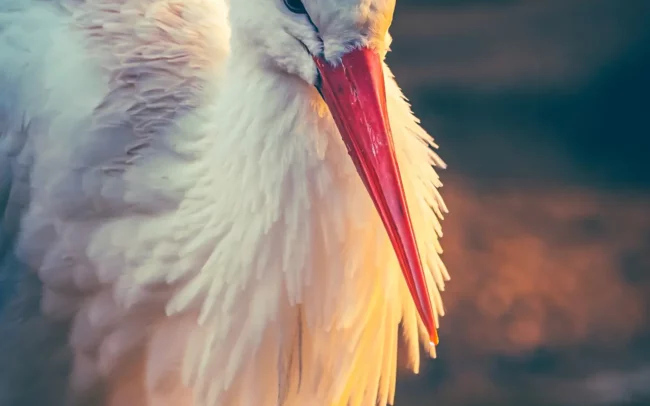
xmin=284 ymin=0 xmax=307 ymax=14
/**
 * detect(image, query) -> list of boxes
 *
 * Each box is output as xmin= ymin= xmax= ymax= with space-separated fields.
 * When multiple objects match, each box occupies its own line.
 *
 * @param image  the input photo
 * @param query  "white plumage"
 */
xmin=0 ymin=0 xmax=448 ymax=405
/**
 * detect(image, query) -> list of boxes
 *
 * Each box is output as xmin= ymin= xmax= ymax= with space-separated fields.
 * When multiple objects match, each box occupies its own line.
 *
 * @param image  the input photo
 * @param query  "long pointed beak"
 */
xmin=314 ymin=47 xmax=438 ymax=344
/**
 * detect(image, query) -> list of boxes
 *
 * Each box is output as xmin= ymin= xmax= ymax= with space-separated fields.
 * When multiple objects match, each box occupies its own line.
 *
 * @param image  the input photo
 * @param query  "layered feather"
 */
xmin=0 ymin=1 xmax=448 ymax=405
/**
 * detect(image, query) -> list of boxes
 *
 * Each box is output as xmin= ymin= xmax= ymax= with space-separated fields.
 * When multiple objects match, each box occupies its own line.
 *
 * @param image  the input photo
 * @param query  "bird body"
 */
xmin=0 ymin=1 xmax=448 ymax=405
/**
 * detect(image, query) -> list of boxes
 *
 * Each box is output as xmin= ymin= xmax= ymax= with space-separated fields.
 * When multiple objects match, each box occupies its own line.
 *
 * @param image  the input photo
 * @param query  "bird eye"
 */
xmin=284 ymin=0 xmax=307 ymax=14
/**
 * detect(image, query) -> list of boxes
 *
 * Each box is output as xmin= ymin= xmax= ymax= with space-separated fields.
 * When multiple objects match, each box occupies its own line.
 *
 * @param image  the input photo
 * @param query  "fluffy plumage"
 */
xmin=0 ymin=0 xmax=448 ymax=405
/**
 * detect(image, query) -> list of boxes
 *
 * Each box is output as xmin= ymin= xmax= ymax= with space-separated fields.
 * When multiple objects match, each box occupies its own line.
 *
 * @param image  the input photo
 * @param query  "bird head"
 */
xmin=229 ymin=0 xmax=437 ymax=344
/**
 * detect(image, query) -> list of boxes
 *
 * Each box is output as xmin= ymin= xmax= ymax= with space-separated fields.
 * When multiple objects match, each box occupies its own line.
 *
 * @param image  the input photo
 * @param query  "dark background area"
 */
xmin=388 ymin=0 xmax=650 ymax=405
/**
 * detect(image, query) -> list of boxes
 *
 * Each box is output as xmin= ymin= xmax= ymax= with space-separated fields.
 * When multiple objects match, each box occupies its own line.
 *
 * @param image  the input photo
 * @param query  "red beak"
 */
xmin=314 ymin=47 xmax=438 ymax=344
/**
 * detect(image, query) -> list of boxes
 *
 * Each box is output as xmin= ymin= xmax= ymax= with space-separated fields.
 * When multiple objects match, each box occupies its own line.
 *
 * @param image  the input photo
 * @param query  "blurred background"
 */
xmin=388 ymin=0 xmax=650 ymax=405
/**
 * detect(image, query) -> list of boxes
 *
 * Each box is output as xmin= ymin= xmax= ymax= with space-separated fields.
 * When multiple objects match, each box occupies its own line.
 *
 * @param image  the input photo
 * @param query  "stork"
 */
xmin=0 ymin=0 xmax=449 ymax=405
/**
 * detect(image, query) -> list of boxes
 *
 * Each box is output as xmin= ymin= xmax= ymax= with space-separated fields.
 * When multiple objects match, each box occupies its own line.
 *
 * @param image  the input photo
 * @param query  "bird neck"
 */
xmin=159 ymin=56 xmax=412 ymax=405
xmin=215 ymin=52 xmax=332 ymax=145
xmin=203 ymin=54 xmax=353 ymax=193
xmin=180 ymin=54 xmax=370 ymax=292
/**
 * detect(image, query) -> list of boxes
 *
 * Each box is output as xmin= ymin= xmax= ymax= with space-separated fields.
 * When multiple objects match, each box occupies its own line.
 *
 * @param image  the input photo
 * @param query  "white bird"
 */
xmin=0 ymin=0 xmax=449 ymax=405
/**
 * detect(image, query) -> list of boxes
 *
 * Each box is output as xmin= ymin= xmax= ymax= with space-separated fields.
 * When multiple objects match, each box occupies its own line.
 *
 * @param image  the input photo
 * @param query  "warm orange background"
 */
xmin=389 ymin=1 xmax=650 ymax=405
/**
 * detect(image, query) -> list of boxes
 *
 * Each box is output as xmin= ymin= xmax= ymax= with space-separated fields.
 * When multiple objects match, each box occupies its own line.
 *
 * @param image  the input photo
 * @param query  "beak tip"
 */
xmin=430 ymin=329 xmax=439 ymax=346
